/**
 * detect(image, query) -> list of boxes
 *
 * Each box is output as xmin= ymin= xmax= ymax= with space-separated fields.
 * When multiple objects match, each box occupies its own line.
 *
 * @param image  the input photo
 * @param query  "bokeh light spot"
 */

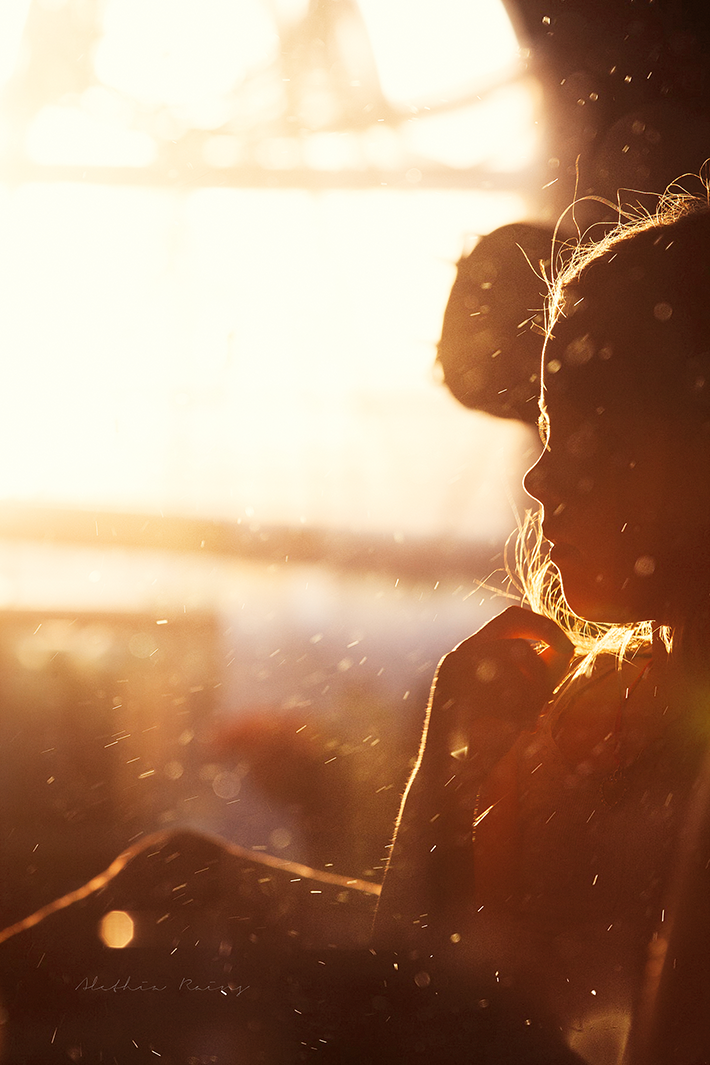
xmin=99 ymin=910 xmax=134 ymax=948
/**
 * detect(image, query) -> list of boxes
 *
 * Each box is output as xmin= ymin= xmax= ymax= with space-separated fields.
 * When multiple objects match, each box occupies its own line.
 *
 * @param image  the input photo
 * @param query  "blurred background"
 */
xmin=0 ymin=0 xmax=708 ymax=926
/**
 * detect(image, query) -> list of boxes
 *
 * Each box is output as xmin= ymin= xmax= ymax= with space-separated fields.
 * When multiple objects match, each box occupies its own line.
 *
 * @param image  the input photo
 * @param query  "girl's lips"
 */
xmin=550 ymin=542 xmax=581 ymax=564
xmin=542 ymin=524 xmax=576 ymax=553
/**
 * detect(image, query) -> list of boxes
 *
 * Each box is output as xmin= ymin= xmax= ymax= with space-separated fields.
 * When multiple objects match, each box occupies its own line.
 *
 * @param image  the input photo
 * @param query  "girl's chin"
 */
xmin=553 ymin=562 xmax=627 ymax=624
xmin=557 ymin=572 xmax=658 ymax=626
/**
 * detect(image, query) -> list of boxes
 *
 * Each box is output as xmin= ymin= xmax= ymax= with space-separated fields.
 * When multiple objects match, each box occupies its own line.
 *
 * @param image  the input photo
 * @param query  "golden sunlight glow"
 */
xmin=0 ymin=0 xmax=32 ymax=89
xmin=0 ymin=183 xmax=532 ymax=540
xmin=95 ymin=0 xmax=278 ymax=115
xmin=0 ymin=0 xmax=542 ymax=543
xmin=99 ymin=910 xmax=135 ymax=949
xmin=271 ymin=0 xmax=309 ymax=23
xmin=26 ymin=105 xmax=157 ymax=167
xmin=403 ymin=82 xmax=541 ymax=172
xmin=356 ymin=0 xmax=520 ymax=105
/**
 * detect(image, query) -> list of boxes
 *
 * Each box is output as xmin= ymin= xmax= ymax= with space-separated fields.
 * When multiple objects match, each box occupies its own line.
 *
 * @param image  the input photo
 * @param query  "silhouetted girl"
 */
xmin=375 ymin=193 xmax=710 ymax=1065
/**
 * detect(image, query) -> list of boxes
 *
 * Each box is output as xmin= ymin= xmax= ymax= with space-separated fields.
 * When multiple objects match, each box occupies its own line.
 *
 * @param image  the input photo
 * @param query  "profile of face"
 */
xmin=523 ymin=271 xmax=710 ymax=627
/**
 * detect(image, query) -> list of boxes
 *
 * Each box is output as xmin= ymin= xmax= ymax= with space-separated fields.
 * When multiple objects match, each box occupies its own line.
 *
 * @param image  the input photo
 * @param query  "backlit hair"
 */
xmin=546 ymin=176 xmax=710 ymax=335
xmin=515 ymin=180 xmax=710 ymax=677
xmin=513 ymin=509 xmax=672 ymax=680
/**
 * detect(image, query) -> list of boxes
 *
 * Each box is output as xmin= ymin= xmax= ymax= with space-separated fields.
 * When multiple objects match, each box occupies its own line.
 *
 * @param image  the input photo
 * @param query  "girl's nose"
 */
xmin=523 ymin=453 xmax=548 ymax=505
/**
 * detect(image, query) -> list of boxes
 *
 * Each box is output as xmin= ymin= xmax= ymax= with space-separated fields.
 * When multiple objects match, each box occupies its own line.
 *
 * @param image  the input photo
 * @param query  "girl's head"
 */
xmin=524 ymin=201 xmax=710 ymax=629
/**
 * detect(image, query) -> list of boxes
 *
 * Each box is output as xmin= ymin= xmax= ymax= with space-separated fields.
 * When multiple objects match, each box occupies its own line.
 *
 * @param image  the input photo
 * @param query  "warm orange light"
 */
xmin=99 ymin=910 xmax=135 ymax=949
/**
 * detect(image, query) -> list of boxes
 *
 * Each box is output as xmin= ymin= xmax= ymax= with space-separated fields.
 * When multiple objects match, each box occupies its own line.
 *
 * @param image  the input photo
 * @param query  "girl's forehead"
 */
xmin=543 ymin=318 xmax=708 ymax=436
xmin=541 ymin=212 xmax=710 ymax=420
xmin=542 ymin=317 xmax=622 ymax=405
xmin=542 ymin=337 xmax=675 ymax=442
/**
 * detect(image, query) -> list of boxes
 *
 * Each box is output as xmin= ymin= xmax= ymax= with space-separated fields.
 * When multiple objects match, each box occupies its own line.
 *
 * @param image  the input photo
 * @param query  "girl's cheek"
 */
xmin=564 ymin=422 xmax=599 ymax=461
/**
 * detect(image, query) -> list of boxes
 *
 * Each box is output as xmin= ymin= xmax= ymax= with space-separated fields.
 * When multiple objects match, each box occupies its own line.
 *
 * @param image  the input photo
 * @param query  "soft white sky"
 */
xmin=0 ymin=0 xmax=541 ymax=543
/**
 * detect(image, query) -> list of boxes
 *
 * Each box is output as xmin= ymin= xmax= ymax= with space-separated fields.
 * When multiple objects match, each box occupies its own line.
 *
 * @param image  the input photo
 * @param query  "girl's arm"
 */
xmin=372 ymin=606 xmax=573 ymax=953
